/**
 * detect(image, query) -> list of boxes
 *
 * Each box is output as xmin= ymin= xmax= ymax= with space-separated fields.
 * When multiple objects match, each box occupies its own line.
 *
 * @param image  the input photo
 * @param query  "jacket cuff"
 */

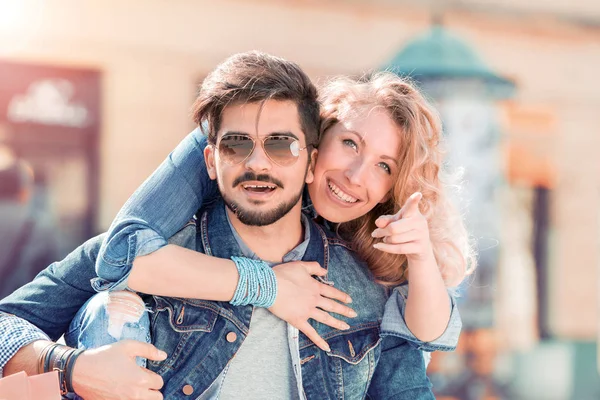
xmin=380 ymin=285 xmax=462 ymax=352
xmin=94 ymin=229 xmax=167 ymax=292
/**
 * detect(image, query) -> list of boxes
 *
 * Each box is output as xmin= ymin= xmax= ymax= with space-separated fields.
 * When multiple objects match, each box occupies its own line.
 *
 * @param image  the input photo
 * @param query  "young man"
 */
xmin=0 ymin=52 xmax=434 ymax=399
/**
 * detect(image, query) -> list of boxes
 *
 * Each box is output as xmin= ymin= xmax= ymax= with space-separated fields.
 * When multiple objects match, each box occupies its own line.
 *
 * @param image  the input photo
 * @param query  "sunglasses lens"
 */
xmin=264 ymin=136 xmax=299 ymax=166
xmin=219 ymin=135 xmax=254 ymax=164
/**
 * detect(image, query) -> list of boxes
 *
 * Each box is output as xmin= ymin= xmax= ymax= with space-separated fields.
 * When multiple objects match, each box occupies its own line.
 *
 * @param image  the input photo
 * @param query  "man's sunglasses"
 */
xmin=217 ymin=134 xmax=308 ymax=166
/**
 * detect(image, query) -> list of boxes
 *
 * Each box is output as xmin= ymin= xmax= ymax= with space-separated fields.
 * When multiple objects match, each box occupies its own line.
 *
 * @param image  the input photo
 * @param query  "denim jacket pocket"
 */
xmin=149 ymin=296 xmax=220 ymax=374
xmin=325 ymin=324 xmax=381 ymax=365
xmin=152 ymin=296 xmax=218 ymax=333
xmin=300 ymin=324 xmax=382 ymax=400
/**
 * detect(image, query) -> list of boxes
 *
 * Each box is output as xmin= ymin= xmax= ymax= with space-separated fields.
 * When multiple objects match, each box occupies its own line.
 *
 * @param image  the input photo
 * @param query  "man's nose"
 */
xmin=244 ymin=141 xmax=272 ymax=172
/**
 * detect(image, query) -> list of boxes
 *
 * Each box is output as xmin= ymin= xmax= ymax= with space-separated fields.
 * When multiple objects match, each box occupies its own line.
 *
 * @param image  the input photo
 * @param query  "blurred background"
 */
xmin=0 ymin=0 xmax=598 ymax=398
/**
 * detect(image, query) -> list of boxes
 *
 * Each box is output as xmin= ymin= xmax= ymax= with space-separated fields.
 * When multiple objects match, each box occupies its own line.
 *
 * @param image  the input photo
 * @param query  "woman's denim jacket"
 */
xmin=95 ymin=128 xmax=461 ymax=353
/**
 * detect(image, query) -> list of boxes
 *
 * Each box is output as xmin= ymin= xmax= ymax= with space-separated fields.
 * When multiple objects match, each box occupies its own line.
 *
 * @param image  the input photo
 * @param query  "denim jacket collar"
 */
xmin=199 ymin=200 xmax=326 ymax=273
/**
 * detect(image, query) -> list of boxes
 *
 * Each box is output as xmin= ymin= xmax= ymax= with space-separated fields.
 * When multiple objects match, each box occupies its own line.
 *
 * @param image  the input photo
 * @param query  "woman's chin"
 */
xmin=315 ymin=203 xmax=360 ymax=224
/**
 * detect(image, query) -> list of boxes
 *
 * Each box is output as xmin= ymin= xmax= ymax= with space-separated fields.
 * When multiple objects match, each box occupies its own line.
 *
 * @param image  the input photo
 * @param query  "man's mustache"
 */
xmin=233 ymin=172 xmax=284 ymax=188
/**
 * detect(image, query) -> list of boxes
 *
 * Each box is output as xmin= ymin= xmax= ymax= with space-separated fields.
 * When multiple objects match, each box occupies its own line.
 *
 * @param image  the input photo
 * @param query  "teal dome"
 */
xmin=383 ymin=25 xmax=514 ymax=87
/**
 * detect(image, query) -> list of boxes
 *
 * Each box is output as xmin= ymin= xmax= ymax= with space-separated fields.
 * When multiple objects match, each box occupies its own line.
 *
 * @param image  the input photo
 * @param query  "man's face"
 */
xmin=205 ymin=100 xmax=315 ymax=226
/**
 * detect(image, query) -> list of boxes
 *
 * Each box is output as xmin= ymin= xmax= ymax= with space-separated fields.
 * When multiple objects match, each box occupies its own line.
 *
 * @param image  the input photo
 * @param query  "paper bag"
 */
xmin=0 ymin=370 xmax=61 ymax=400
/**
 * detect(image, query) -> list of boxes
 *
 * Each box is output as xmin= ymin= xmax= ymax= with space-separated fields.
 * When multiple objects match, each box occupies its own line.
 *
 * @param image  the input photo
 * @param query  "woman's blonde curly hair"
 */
xmin=319 ymin=72 xmax=476 ymax=287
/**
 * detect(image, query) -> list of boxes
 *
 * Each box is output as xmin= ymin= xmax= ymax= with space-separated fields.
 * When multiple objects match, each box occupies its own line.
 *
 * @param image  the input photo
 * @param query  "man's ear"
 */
xmin=204 ymin=145 xmax=218 ymax=180
xmin=305 ymin=148 xmax=318 ymax=184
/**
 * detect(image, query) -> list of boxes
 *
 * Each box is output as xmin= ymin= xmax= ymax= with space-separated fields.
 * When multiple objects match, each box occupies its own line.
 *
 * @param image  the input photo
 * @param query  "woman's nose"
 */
xmin=343 ymin=159 xmax=367 ymax=187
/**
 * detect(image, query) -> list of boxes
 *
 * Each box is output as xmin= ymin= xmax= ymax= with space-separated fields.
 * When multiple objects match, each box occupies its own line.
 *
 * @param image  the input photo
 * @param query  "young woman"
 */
xmin=96 ymin=71 xmax=475 ymax=352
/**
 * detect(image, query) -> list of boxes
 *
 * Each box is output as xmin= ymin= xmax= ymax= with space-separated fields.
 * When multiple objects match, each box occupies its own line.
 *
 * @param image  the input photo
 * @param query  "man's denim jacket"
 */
xmin=1 ymin=200 xmax=437 ymax=399
xmin=136 ymin=201 xmax=435 ymax=399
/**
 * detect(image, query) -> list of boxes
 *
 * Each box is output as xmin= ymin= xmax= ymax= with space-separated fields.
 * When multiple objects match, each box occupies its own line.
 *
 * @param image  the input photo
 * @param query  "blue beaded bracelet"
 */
xmin=230 ymin=256 xmax=278 ymax=308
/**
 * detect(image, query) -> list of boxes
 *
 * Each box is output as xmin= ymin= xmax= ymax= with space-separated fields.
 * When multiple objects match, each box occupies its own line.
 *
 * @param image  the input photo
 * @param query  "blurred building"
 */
xmin=0 ymin=0 xmax=598 ymax=398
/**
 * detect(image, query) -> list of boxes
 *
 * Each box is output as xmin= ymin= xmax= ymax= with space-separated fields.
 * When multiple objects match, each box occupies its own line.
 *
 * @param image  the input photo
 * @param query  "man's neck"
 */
xmin=226 ymin=203 xmax=304 ymax=263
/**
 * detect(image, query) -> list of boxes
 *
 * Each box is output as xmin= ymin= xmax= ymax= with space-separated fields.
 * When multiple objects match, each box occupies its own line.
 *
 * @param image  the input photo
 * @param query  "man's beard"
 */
xmin=223 ymin=169 xmax=307 ymax=227
xmin=223 ymin=186 xmax=304 ymax=226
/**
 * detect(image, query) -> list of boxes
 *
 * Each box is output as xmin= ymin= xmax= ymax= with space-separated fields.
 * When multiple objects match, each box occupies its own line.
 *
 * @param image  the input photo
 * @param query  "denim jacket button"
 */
xmin=226 ymin=332 xmax=237 ymax=342
xmin=182 ymin=384 xmax=194 ymax=395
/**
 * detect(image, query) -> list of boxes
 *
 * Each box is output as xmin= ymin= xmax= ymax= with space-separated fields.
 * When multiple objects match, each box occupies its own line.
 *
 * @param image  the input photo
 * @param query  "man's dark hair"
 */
xmin=192 ymin=51 xmax=320 ymax=147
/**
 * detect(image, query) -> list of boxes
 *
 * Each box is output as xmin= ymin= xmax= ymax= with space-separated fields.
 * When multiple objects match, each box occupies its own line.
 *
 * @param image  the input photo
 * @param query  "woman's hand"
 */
xmin=372 ymin=192 xmax=453 ymax=342
xmin=371 ymin=192 xmax=434 ymax=263
xmin=270 ymin=261 xmax=356 ymax=352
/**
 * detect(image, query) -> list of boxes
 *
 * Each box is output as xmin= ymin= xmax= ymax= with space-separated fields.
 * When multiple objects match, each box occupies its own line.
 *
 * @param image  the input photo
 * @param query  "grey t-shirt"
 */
xmin=216 ymin=211 xmax=310 ymax=400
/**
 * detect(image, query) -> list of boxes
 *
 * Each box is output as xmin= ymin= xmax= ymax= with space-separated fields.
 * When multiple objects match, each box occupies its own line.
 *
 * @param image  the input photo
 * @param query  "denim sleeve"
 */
xmin=0 ymin=312 xmax=51 ymax=377
xmin=380 ymin=284 xmax=462 ymax=352
xmin=0 ymin=235 xmax=103 ymax=341
xmin=366 ymin=336 xmax=435 ymax=399
xmin=95 ymin=128 xmax=218 ymax=291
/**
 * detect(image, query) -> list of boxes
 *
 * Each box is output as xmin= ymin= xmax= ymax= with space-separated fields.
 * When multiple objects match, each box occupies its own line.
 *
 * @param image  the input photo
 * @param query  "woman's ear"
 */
xmin=305 ymin=148 xmax=318 ymax=184
xmin=204 ymin=145 xmax=217 ymax=180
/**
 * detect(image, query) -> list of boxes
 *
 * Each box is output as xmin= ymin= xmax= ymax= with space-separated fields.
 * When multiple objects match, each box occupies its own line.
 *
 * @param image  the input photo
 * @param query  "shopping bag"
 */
xmin=0 ymin=370 xmax=61 ymax=400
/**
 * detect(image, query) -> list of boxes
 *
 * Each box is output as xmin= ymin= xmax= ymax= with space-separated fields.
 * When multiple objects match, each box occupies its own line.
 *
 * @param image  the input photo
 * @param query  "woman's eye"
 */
xmin=342 ymin=139 xmax=358 ymax=151
xmin=378 ymin=162 xmax=391 ymax=174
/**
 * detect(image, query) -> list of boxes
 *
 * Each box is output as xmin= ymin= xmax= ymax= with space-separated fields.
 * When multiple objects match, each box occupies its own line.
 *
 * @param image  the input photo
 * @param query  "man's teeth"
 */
xmin=328 ymin=181 xmax=358 ymax=203
xmin=243 ymin=184 xmax=275 ymax=189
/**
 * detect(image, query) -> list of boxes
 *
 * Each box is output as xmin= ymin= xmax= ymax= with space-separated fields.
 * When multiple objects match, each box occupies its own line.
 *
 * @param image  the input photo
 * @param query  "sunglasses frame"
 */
xmin=216 ymin=133 xmax=308 ymax=167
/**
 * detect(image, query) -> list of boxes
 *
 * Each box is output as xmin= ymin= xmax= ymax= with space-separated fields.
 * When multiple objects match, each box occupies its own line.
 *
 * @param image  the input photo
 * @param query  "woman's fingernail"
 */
xmin=349 ymin=310 xmax=357 ymax=318
xmin=342 ymin=323 xmax=350 ymax=330
xmin=324 ymin=345 xmax=331 ymax=352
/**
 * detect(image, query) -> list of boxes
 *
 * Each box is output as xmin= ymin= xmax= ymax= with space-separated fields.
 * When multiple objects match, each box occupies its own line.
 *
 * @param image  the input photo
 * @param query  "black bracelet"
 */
xmin=50 ymin=346 xmax=69 ymax=372
xmin=38 ymin=343 xmax=54 ymax=374
xmin=53 ymin=349 xmax=71 ymax=396
xmin=65 ymin=348 xmax=84 ymax=394
xmin=41 ymin=344 xmax=80 ymax=395
xmin=44 ymin=344 xmax=70 ymax=395
xmin=43 ymin=344 xmax=58 ymax=373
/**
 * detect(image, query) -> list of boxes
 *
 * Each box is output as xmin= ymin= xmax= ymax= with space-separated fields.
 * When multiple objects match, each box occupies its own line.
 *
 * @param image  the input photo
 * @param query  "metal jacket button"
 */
xmin=182 ymin=384 xmax=194 ymax=395
xmin=226 ymin=332 xmax=237 ymax=342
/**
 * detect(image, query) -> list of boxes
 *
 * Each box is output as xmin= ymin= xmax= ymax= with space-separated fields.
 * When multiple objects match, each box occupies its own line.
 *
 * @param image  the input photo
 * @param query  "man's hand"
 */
xmin=71 ymin=340 xmax=167 ymax=400
xmin=270 ymin=261 xmax=356 ymax=352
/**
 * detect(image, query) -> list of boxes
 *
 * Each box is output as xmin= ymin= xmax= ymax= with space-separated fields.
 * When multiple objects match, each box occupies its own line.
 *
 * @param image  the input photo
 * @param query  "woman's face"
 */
xmin=308 ymin=108 xmax=402 ymax=223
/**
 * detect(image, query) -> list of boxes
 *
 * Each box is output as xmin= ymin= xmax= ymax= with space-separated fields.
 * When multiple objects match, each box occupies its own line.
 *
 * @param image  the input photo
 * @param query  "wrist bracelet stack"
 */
xmin=38 ymin=343 xmax=84 ymax=396
xmin=230 ymin=256 xmax=278 ymax=308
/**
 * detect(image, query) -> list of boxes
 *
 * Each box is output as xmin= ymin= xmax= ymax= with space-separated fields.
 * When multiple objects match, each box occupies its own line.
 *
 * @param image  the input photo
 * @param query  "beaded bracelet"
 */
xmin=230 ymin=256 xmax=278 ymax=308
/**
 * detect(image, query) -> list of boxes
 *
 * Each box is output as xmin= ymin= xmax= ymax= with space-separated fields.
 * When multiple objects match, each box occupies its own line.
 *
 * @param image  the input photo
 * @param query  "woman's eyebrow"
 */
xmin=380 ymin=154 xmax=399 ymax=165
xmin=345 ymin=129 xmax=398 ymax=165
xmin=344 ymin=129 xmax=365 ymax=143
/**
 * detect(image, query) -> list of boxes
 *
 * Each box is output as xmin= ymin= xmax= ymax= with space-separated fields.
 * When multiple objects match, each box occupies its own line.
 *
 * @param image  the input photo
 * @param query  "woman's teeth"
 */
xmin=328 ymin=181 xmax=358 ymax=203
